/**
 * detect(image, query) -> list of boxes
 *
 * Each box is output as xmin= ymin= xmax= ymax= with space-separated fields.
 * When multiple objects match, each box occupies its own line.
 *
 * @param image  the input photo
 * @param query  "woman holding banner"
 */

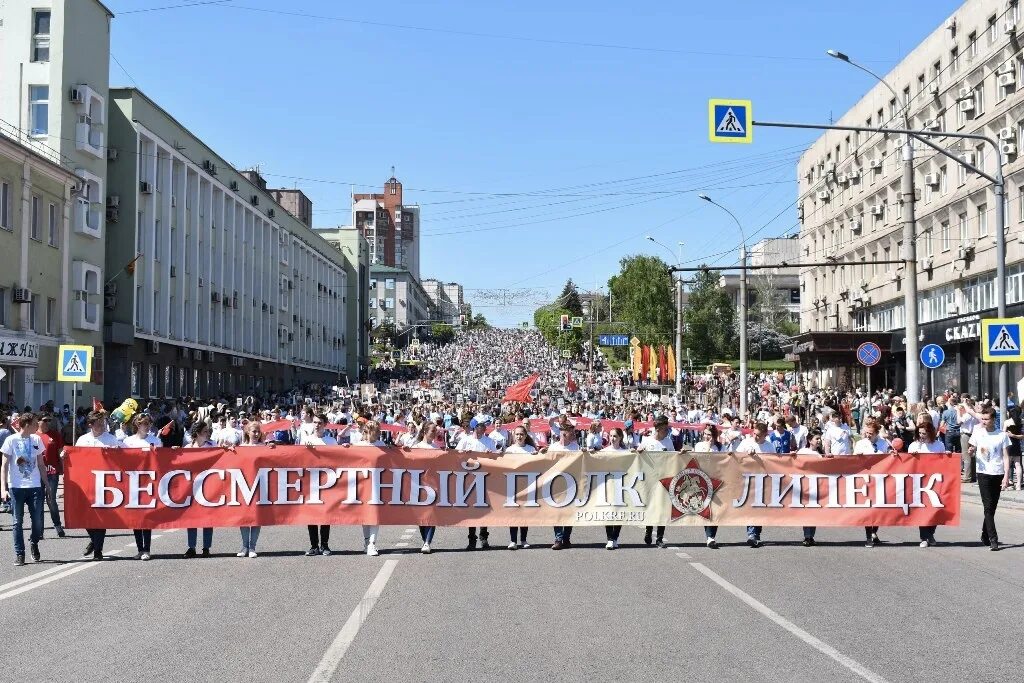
xmin=121 ymin=414 xmax=162 ymax=561
xmin=236 ymin=423 xmax=267 ymax=558
xmin=796 ymin=432 xmax=825 ymax=546
xmin=411 ymin=421 xmax=440 ymax=554
xmin=183 ymin=422 xmax=216 ymax=558
xmin=693 ymin=424 xmax=724 ymax=549
xmin=301 ymin=414 xmax=336 ymax=557
xmin=909 ymin=421 xmax=945 ymax=548
xmin=76 ymin=411 xmax=121 ymax=561
xmin=503 ymin=426 xmax=536 ymax=549
xmin=599 ymin=427 xmax=629 ymax=549
xmin=355 ymin=420 xmax=387 ymax=557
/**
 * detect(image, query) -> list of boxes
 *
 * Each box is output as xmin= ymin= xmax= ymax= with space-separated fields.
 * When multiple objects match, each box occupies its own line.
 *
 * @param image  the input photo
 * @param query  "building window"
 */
xmin=958 ymin=158 xmax=968 ymax=186
xmin=939 ymin=166 xmax=947 ymax=195
xmin=28 ymin=85 xmax=48 ymax=136
xmin=1 ymin=182 xmax=11 ymax=230
xmin=385 ymin=278 xmax=395 ymax=290
xmin=968 ymin=32 xmax=978 ymax=58
xmin=0 ymin=288 xmax=7 ymax=327
xmin=385 ymin=297 xmax=394 ymax=310
xmin=950 ymin=47 xmax=959 ymax=73
xmin=30 ymin=195 xmax=41 ymax=240
xmin=978 ymin=203 xmax=989 ymax=236
xmin=988 ymin=15 xmax=998 ymax=44
xmin=45 ymin=297 xmax=56 ymax=335
xmin=925 ymin=229 xmax=934 ymax=257
xmin=941 ymin=221 xmax=950 ymax=251
xmin=131 ymin=362 xmax=142 ymax=397
xmin=29 ymin=294 xmax=39 ymax=332
xmin=148 ymin=364 xmax=159 ymax=397
xmin=154 ymin=219 xmax=161 ymax=261
xmin=974 ymin=82 xmax=985 ymax=116
xmin=959 ymin=212 xmax=969 ymax=242
xmin=48 ymin=202 xmax=58 ymax=246
xmin=164 ymin=366 xmax=173 ymax=398
xmin=31 ymin=10 xmax=50 ymax=62
xmin=1019 ymin=185 xmax=1024 ymax=223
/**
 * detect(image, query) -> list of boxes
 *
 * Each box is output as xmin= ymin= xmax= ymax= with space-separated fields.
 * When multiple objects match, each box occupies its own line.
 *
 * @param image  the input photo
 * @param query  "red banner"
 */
xmin=501 ymin=373 xmax=540 ymax=403
xmin=63 ymin=446 xmax=961 ymax=530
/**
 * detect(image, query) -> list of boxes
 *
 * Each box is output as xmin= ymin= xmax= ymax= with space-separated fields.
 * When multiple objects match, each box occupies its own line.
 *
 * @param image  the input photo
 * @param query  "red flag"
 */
xmin=566 ymin=371 xmax=578 ymax=394
xmin=92 ymin=398 xmax=104 ymax=413
xmin=501 ymin=373 xmax=541 ymax=403
xmin=658 ymin=346 xmax=668 ymax=383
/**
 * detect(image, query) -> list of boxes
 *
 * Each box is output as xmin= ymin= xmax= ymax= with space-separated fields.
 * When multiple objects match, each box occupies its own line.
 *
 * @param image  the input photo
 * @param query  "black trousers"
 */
xmin=133 ymin=529 xmax=152 ymax=552
xmin=605 ymin=525 xmax=621 ymax=541
xmin=307 ymin=525 xmax=330 ymax=548
xmin=509 ymin=527 xmax=528 ymax=542
xmin=645 ymin=525 xmax=665 ymax=541
xmin=468 ymin=527 xmax=489 ymax=540
xmin=87 ymin=529 xmax=106 ymax=552
xmin=978 ymin=473 xmax=1003 ymax=544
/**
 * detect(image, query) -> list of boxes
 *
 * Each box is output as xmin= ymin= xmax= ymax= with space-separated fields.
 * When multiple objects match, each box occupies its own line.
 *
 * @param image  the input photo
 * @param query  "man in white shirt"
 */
xmin=0 ymin=413 xmax=47 ymax=566
xmin=546 ymin=418 xmax=580 ymax=550
xmin=786 ymin=415 xmax=808 ymax=451
xmin=458 ymin=418 xmax=497 ymax=549
xmin=968 ymin=407 xmax=1010 ymax=550
xmin=637 ymin=415 xmax=676 ymax=547
xmin=74 ymin=411 xmax=121 ymax=560
xmin=851 ymin=419 xmax=890 ymax=547
xmin=736 ymin=422 xmax=774 ymax=548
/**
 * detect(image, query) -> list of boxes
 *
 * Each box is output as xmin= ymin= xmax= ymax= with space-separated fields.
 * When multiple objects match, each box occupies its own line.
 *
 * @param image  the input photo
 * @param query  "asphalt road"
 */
xmin=1 ymin=491 xmax=1020 ymax=683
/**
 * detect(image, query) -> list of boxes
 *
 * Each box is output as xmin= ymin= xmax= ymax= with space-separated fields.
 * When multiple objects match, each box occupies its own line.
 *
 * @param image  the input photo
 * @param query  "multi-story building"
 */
xmin=720 ymin=236 xmax=801 ymax=326
xmin=796 ymin=0 xmax=1024 ymax=395
xmin=103 ymin=88 xmax=348 ymax=401
xmin=0 ymin=0 xmax=114 ymax=405
xmin=316 ymin=225 xmax=370 ymax=380
xmin=368 ymin=265 xmax=432 ymax=334
xmin=353 ymin=177 xmax=420 ymax=279
xmin=0 ymin=132 xmax=84 ymax=407
xmin=422 ymin=278 xmax=466 ymax=324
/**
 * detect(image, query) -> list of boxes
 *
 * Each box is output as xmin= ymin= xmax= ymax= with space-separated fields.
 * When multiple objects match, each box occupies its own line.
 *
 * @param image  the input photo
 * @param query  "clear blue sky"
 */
xmin=107 ymin=0 xmax=964 ymax=327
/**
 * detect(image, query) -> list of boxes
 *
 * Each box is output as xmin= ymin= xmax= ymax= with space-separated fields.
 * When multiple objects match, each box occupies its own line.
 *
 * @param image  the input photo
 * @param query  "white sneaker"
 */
xmin=248 ymin=551 xmax=258 ymax=558
xmin=612 ymin=540 xmax=619 ymax=549
xmin=236 ymin=551 xmax=247 ymax=557
xmin=140 ymin=552 xmax=151 ymax=561
xmin=919 ymin=540 xmax=929 ymax=548
xmin=420 ymin=542 xmax=431 ymax=554
xmin=507 ymin=542 xmax=517 ymax=550
xmin=605 ymin=540 xmax=614 ymax=550
xmin=519 ymin=542 xmax=530 ymax=549
xmin=366 ymin=542 xmax=379 ymax=557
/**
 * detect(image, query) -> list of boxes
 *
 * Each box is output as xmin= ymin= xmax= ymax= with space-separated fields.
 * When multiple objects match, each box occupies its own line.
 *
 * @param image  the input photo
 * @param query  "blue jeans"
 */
xmin=746 ymin=525 xmax=762 ymax=539
xmin=554 ymin=526 xmax=573 ymax=542
xmin=11 ymin=487 xmax=44 ymax=556
xmin=240 ymin=526 xmax=261 ymax=551
xmin=45 ymin=473 xmax=62 ymax=530
xmin=419 ymin=526 xmax=435 ymax=543
xmin=704 ymin=526 xmax=718 ymax=539
xmin=803 ymin=527 xmax=816 ymax=539
xmin=186 ymin=527 xmax=213 ymax=550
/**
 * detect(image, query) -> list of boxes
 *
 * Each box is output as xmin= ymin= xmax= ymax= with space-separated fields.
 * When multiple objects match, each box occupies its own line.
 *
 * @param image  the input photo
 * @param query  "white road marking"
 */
xmin=688 ymin=562 xmax=890 ymax=683
xmin=308 ymin=559 xmax=399 ymax=683
xmin=675 ymin=551 xmax=691 ymax=559
xmin=0 ymin=549 xmax=124 ymax=602
xmin=395 ymin=542 xmax=410 ymax=548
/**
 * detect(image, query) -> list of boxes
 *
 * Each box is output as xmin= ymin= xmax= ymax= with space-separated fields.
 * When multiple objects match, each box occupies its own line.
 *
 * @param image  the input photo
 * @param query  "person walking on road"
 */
xmin=184 ymin=421 xmax=216 ymax=558
xmin=36 ymin=415 xmax=65 ymax=538
xmin=693 ymin=424 xmax=724 ymax=549
xmin=852 ymin=418 xmax=891 ymax=548
xmin=968 ymin=407 xmax=1010 ymax=551
xmin=121 ymin=414 xmax=162 ymax=560
xmin=544 ymin=418 xmax=580 ymax=550
xmin=908 ymin=421 xmax=945 ymax=547
xmin=736 ymin=422 xmax=775 ymax=548
xmin=503 ymin=426 xmax=536 ymax=549
xmin=237 ymin=423 xmax=268 ymax=558
xmin=0 ymin=413 xmax=48 ymax=566
xmin=457 ymin=417 xmax=497 ymax=550
xmin=637 ymin=415 xmax=676 ymax=548
xmin=796 ymin=432 xmax=825 ymax=546
xmin=75 ymin=411 xmax=120 ymax=560
xmin=410 ymin=421 xmax=441 ymax=554
xmin=598 ymin=427 xmax=630 ymax=549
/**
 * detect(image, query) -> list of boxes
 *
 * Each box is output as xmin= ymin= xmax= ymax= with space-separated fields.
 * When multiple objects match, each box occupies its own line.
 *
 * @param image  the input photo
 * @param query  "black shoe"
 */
xmin=14 ymin=553 xmax=25 ymax=566
xmin=92 ymin=551 xmax=103 ymax=561
xmin=981 ymin=535 xmax=990 ymax=546
xmin=802 ymin=538 xmax=813 ymax=547
xmin=56 ymin=528 xmax=66 ymax=538
xmin=201 ymin=548 xmax=210 ymax=557
xmin=707 ymin=539 xmax=719 ymax=550
xmin=30 ymin=542 xmax=40 ymax=562
xmin=563 ymin=540 xmax=572 ymax=548
xmin=747 ymin=537 xmax=762 ymax=548
xmin=480 ymin=539 xmax=490 ymax=550
xmin=643 ymin=531 xmax=653 ymax=545
xmin=467 ymin=539 xmax=477 ymax=550
xmin=990 ymin=541 xmax=1000 ymax=551
xmin=305 ymin=547 xmax=319 ymax=556
xmin=83 ymin=542 xmax=94 ymax=557
xmin=656 ymin=539 xmax=666 ymax=549
xmin=183 ymin=548 xmax=196 ymax=558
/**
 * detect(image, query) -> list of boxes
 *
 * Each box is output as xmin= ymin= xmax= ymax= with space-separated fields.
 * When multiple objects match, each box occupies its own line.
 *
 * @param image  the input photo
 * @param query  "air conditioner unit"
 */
xmin=268 ymin=208 xmax=275 ymax=218
xmin=928 ymin=83 xmax=940 ymax=96
xmin=202 ymin=160 xmax=217 ymax=175
xmin=999 ymin=73 xmax=1017 ymax=88
xmin=107 ymin=195 xmax=120 ymax=207
xmin=959 ymin=97 xmax=975 ymax=112
xmin=1002 ymin=142 xmax=1018 ymax=156
xmin=963 ymin=152 xmax=976 ymax=165
xmin=851 ymin=218 xmax=862 ymax=232
xmin=106 ymin=147 xmax=119 ymax=162
xmin=1000 ymin=127 xmax=1016 ymax=140
xmin=12 ymin=288 xmax=31 ymax=304
xmin=921 ymin=256 xmax=933 ymax=271
xmin=73 ymin=289 xmax=88 ymax=302
xmin=924 ymin=172 xmax=939 ymax=186
xmin=198 ymin=276 xmax=205 ymax=287
xmin=211 ymin=291 xmax=220 ymax=302
xmin=250 ymin=195 xmax=259 ymax=206
xmin=871 ymin=204 xmax=884 ymax=216
xmin=69 ymin=87 xmax=86 ymax=104
xmin=924 ymin=118 xmax=940 ymax=130
xmin=869 ymin=158 xmax=883 ymax=169
xmin=837 ymin=173 xmax=849 ymax=184
xmin=817 ymin=190 xmax=830 ymax=201
xmin=205 ymin=351 xmax=216 ymax=362
xmin=106 ymin=207 xmax=119 ymax=223
xmin=147 ymin=340 xmax=160 ymax=354
xmin=945 ymin=17 xmax=956 ymax=32
xmin=229 ymin=181 xmax=239 ymax=192
xmin=958 ymin=86 xmax=972 ymax=99
xmin=139 ymin=181 xmax=152 ymax=194
xmin=178 ymin=346 xmax=189 ymax=359
xmin=170 ymin=266 xmax=177 ymax=277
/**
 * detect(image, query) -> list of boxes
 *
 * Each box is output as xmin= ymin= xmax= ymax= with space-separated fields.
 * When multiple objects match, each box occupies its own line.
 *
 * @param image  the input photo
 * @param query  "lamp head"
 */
xmin=698 ymin=194 xmax=711 ymax=202
xmin=826 ymin=49 xmax=850 ymax=62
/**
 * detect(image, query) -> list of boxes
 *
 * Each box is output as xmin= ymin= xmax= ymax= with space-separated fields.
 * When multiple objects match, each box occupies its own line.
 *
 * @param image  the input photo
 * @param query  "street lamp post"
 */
xmin=698 ymin=195 xmax=748 ymax=419
xmin=827 ymin=49 xmax=920 ymax=403
xmin=647 ymin=236 xmax=684 ymax=395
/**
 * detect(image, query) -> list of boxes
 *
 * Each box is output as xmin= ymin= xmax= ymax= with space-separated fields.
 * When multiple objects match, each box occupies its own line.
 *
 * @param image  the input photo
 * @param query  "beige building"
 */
xmin=0 ymin=133 xmax=83 ymax=408
xmin=316 ymin=226 xmax=371 ymax=380
xmin=797 ymin=0 xmax=1024 ymax=395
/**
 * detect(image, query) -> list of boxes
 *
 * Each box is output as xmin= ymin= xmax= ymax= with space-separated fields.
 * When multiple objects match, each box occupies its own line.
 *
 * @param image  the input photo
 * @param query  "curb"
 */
xmin=961 ymin=486 xmax=1024 ymax=511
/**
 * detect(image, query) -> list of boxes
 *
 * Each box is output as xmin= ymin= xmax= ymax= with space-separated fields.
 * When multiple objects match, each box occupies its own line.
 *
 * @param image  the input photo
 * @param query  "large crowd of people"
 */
xmin=0 ymin=328 xmax=1013 ymax=566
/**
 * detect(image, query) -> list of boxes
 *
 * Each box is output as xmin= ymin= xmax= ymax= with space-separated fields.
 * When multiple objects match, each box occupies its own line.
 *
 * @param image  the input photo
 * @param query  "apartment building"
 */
xmin=353 ymin=177 xmax=420 ymax=279
xmin=0 ymin=132 xmax=84 ymax=407
xmin=720 ymin=237 xmax=801 ymax=326
xmin=369 ymin=265 xmax=432 ymax=333
xmin=796 ymin=0 xmax=1024 ymax=395
xmin=0 ymin=0 xmax=113 ymax=405
xmin=316 ymin=225 xmax=371 ymax=380
xmin=102 ymin=88 xmax=348 ymax=401
xmin=422 ymin=278 xmax=467 ymax=324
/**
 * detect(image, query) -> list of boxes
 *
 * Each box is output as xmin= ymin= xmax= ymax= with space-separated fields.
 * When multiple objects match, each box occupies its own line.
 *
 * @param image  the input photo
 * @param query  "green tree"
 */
xmin=558 ymin=279 xmax=584 ymax=317
xmin=467 ymin=313 xmax=489 ymax=329
xmin=606 ymin=254 xmax=675 ymax=345
xmin=684 ymin=267 xmax=735 ymax=364
xmin=371 ymin=321 xmax=397 ymax=344
xmin=431 ymin=323 xmax=455 ymax=344
xmin=534 ymin=304 xmax=582 ymax=355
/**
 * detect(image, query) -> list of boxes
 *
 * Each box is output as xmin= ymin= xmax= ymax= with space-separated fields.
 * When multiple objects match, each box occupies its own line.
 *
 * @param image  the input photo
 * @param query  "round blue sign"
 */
xmin=920 ymin=343 xmax=945 ymax=369
xmin=856 ymin=342 xmax=881 ymax=367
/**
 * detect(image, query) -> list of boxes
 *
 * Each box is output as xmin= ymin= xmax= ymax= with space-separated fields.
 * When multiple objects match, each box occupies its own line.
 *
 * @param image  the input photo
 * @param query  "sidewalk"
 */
xmin=961 ymin=481 xmax=1024 ymax=511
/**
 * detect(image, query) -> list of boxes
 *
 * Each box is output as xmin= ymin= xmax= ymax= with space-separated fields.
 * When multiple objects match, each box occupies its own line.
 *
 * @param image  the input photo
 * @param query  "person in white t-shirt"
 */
xmin=544 ymin=419 xmax=580 ymax=550
xmin=120 ymin=414 xmax=163 ymax=560
xmin=909 ymin=420 xmax=946 ymax=548
xmin=0 ymin=413 xmax=47 ymax=566
xmin=968 ymin=407 xmax=1010 ymax=550
xmin=693 ymin=425 xmax=725 ymax=550
xmin=786 ymin=415 xmax=808 ymax=451
xmin=851 ymin=419 xmax=891 ymax=547
xmin=75 ymin=411 xmax=121 ymax=561
xmin=637 ymin=415 xmax=676 ymax=548
xmin=823 ymin=412 xmax=852 ymax=456
xmin=502 ymin=426 xmax=536 ymax=549
xmin=736 ymin=422 xmax=775 ymax=548
xmin=458 ymin=419 xmax=497 ymax=550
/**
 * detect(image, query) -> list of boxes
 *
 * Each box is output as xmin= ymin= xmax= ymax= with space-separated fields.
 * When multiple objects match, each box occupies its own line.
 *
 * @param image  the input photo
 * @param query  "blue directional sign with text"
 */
xmin=920 ymin=343 xmax=944 ymax=369
xmin=598 ymin=334 xmax=630 ymax=347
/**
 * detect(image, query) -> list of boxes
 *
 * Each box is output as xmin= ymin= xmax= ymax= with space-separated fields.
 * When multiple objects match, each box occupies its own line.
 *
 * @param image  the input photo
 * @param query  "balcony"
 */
xmin=75 ymin=120 xmax=104 ymax=159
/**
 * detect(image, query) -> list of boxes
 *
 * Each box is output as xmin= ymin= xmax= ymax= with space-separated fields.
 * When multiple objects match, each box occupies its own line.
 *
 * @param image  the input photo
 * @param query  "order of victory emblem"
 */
xmin=659 ymin=459 xmax=723 ymax=521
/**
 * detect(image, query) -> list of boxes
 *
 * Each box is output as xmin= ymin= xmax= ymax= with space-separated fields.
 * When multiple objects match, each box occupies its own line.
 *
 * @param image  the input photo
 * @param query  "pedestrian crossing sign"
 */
xmin=57 ymin=344 xmax=93 ymax=382
xmin=709 ymin=99 xmax=753 ymax=144
xmin=981 ymin=318 xmax=1024 ymax=362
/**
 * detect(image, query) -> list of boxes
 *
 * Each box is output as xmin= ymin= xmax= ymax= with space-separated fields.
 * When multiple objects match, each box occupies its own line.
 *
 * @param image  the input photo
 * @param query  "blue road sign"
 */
xmin=708 ymin=99 xmax=753 ymax=144
xmin=981 ymin=318 xmax=1024 ymax=362
xmin=856 ymin=342 xmax=881 ymax=367
xmin=920 ymin=343 xmax=945 ymax=369
xmin=598 ymin=334 xmax=630 ymax=347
